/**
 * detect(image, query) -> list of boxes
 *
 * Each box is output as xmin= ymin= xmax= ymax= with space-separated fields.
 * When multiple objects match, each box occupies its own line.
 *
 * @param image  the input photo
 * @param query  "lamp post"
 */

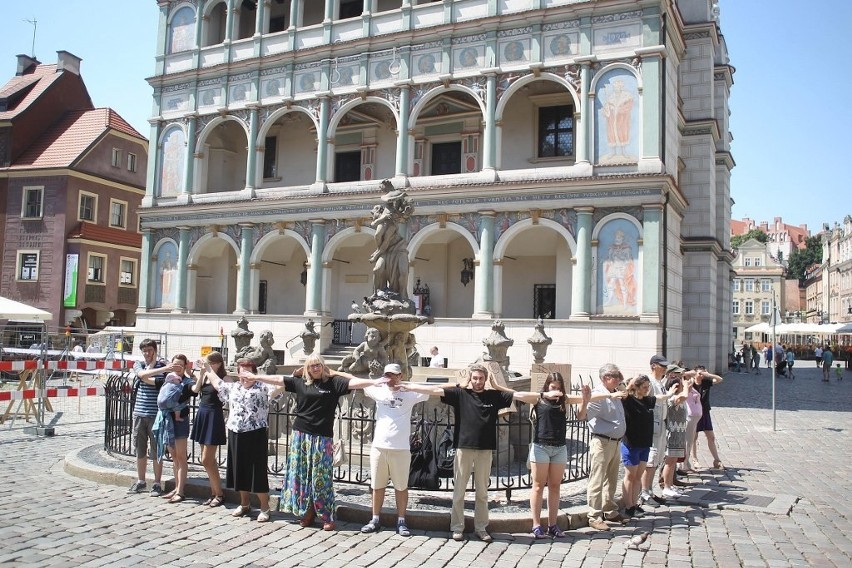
xmin=769 ymin=289 xmax=782 ymax=432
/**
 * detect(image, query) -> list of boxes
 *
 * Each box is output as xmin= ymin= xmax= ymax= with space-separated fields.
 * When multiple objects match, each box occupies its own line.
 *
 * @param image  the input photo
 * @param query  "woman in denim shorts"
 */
xmin=518 ymin=372 xmax=594 ymax=539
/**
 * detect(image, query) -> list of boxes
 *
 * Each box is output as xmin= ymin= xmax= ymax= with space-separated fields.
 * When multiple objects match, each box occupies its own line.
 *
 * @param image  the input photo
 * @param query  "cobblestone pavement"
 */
xmin=0 ymin=364 xmax=849 ymax=567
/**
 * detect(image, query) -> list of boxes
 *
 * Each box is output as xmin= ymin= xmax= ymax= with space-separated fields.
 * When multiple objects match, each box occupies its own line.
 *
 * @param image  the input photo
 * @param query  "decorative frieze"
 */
xmin=592 ymin=11 xmax=643 ymax=24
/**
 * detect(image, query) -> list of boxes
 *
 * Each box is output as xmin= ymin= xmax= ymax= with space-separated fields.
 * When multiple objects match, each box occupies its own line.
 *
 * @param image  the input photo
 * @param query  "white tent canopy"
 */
xmin=744 ymin=321 xmax=852 ymax=335
xmin=0 ymin=296 xmax=53 ymax=322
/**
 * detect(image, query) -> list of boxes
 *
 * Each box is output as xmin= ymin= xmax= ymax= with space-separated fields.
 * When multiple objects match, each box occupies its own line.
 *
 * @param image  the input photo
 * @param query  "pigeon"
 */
xmin=626 ymin=531 xmax=650 ymax=551
xmin=350 ymin=300 xmax=362 ymax=314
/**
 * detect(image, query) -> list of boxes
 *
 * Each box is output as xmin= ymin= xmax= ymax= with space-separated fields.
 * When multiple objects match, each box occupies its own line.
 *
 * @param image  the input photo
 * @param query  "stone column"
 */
xmin=236 ymin=224 xmax=255 ymax=314
xmin=571 ymin=207 xmax=593 ymax=318
xmin=576 ymin=61 xmax=592 ymax=165
xmin=182 ymin=114 xmax=197 ymax=197
xmin=395 ymin=84 xmax=411 ymax=177
xmin=306 ymin=221 xmax=326 ymax=315
xmin=225 ymin=0 xmax=236 ymax=43
xmin=642 ymin=206 xmax=662 ymax=316
xmin=245 ymin=105 xmax=259 ymax=193
xmin=174 ymin=227 xmax=191 ymax=313
xmin=314 ymin=97 xmax=330 ymax=187
xmin=137 ymin=229 xmax=152 ymax=312
xmin=482 ymin=73 xmax=497 ymax=172
xmin=474 ymin=212 xmax=495 ymax=318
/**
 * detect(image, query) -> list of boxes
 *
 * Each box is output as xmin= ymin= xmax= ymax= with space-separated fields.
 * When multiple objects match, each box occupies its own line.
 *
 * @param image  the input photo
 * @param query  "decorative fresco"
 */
xmin=158 ymin=127 xmax=186 ymax=197
xmin=594 ymin=68 xmax=640 ymax=165
xmin=153 ymin=240 xmax=179 ymax=310
xmin=168 ymin=7 xmax=195 ymax=54
xmin=596 ymin=218 xmax=640 ymax=315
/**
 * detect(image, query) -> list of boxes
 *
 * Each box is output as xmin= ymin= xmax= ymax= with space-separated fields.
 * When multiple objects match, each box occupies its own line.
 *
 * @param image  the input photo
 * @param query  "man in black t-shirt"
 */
xmin=402 ymin=364 xmax=519 ymax=543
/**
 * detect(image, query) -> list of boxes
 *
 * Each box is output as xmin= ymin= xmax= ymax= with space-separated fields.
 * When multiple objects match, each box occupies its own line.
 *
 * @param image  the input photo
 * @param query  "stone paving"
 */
xmin=0 ymin=364 xmax=849 ymax=567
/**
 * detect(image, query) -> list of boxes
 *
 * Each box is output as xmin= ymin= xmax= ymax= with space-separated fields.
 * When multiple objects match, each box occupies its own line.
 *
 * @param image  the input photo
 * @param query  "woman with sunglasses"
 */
xmin=243 ymin=352 xmax=385 ymax=530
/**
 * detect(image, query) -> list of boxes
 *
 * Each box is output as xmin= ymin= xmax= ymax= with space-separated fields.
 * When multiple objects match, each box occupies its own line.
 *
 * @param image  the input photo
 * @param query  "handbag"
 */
xmin=408 ymin=419 xmax=439 ymax=490
xmin=332 ymin=438 xmax=346 ymax=467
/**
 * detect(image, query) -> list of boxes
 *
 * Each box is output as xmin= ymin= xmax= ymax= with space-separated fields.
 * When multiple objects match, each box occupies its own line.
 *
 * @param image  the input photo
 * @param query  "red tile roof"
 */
xmin=68 ymin=222 xmax=142 ymax=248
xmin=7 ymin=108 xmax=145 ymax=169
xmin=0 ymin=64 xmax=63 ymax=119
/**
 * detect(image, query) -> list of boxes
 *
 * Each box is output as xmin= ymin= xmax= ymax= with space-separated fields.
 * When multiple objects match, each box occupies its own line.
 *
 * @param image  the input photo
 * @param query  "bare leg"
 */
xmin=239 ymin=490 xmax=251 ymax=508
xmin=395 ymin=489 xmax=408 ymax=519
xmin=258 ymin=492 xmax=269 ymax=510
xmin=200 ymin=444 xmax=223 ymax=496
xmin=172 ymin=438 xmax=188 ymax=495
xmin=371 ymin=487 xmax=386 ymax=517
xmin=530 ymin=461 xmax=548 ymax=529
xmin=546 ymin=462 xmax=566 ymax=526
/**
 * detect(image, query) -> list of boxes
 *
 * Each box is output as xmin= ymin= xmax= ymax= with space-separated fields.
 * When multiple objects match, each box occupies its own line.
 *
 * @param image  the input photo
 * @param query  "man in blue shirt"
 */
xmin=128 ymin=338 xmax=168 ymax=496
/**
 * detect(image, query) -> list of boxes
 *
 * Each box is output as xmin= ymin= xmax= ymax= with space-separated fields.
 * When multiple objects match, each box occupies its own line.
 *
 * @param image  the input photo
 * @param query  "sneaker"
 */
xmin=548 ymin=524 xmax=566 ymax=538
xmin=475 ymin=530 xmax=493 ymax=543
xmin=532 ymin=525 xmax=547 ymax=539
xmin=651 ymin=494 xmax=668 ymax=505
xmin=661 ymin=487 xmax=683 ymax=499
xmin=638 ymin=489 xmax=651 ymax=504
xmin=127 ymin=480 xmax=146 ymax=493
xmin=672 ymin=478 xmax=689 ymax=487
xmin=257 ymin=509 xmax=271 ymax=523
xmin=588 ymin=519 xmax=610 ymax=531
xmin=627 ymin=506 xmax=646 ymax=519
xmin=451 ymin=532 xmax=464 ymax=542
xmin=149 ymin=483 xmax=162 ymax=497
xmin=396 ymin=521 xmax=411 ymax=537
xmin=360 ymin=520 xmax=380 ymax=534
xmin=675 ymin=470 xmax=687 ymax=477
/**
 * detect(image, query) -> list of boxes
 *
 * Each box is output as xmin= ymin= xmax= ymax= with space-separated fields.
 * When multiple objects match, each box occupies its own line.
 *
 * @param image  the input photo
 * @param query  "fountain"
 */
xmin=343 ymin=180 xmax=433 ymax=378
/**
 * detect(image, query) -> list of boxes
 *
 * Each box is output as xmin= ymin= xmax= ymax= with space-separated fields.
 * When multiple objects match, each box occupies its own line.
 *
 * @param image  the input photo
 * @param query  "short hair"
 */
xmin=139 ymin=338 xmax=158 ymax=351
xmin=172 ymin=353 xmax=188 ymax=366
xmin=468 ymin=363 xmax=488 ymax=377
xmin=236 ymin=358 xmax=258 ymax=374
xmin=599 ymin=363 xmax=621 ymax=380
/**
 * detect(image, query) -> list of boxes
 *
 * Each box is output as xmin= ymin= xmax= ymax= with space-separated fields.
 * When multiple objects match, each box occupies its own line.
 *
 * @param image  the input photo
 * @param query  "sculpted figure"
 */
xmin=299 ymin=319 xmax=321 ymax=356
xmin=239 ymin=330 xmax=278 ymax=375
xmin=370 ymin=180 xmax=413 ymax=298
xmin=339 ymin=328 xmax=388 ymax=376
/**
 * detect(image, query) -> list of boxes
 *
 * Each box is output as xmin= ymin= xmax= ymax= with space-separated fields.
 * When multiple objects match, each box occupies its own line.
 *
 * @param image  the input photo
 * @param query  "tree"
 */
xmin=786 ymin=236 xmax=823 ymax=283
xmin=730 ymin=229 xmax=768 ymax=250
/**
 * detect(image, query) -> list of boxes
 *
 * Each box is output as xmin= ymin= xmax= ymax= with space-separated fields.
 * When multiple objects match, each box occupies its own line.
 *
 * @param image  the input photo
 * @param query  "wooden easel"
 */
xmin=0 ymin=368 xmax=53 ymax=425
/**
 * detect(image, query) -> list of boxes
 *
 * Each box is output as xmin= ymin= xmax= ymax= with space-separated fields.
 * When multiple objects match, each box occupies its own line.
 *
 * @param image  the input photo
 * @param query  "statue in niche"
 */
xmin=230 ymin=316 xmax=254 ymax=363
xmin=482 ymin=320 xmax=514 ymax=370
xmin=339 ymin=328 xmax=387 ymax=376
xmin=299 ymin=319 xmax=321 ymax=356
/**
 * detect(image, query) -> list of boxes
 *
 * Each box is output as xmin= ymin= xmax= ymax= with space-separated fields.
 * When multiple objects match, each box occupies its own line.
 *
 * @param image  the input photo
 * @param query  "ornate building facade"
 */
xmin=136 ymin=0 xmax=734 ymax=376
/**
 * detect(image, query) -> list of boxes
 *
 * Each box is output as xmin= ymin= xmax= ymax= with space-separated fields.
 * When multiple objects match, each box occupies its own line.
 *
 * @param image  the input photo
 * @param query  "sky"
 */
xmin=0 ymin=0 xmax=848 ymax=234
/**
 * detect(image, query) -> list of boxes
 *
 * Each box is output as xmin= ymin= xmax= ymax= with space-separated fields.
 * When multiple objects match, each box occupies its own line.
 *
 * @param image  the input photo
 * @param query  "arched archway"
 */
xmin=327 ymin=97 xmax=399 ymax=183
xmin=197 ymin=118 xmax=248 ymax=193
xmin=493 ymin=219 xmax=575 ymax=319
xmin=322 ymin=227 xmax=376 ymax=319
xmin=167 ymin=4 xmax=196 ymax=54
xmin=202 ymin=1 xmax=227 ymax=47
xmin=257 ymin=108 xmax=318 ymax=188
xmin=187 ymin=233 xmax=240 ymax=314
xmin=251 ymin=230 xmax=310 ymax=314
xmin=408 ymin=222 xmax=478 ymax=317
xmin=591 ymin=213 xmax=642 ymax=316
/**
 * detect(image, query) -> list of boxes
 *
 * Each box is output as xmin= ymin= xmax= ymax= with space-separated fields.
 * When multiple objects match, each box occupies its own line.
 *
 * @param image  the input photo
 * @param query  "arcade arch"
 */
xmin=188 ymin=234 xmax=239 ymax=314
xmin=327 ymin=99 xmax=398 ymax=183
xmin=322 ymin=228 xmax=376 ymax=320
xmin=258 ymin=109 xmax=317 ymax=188
xmin=407 ymin=223 xmax=478 ymax=318
xmin=198 ymin=119 xmax=248 ymax=194
xmin=251 ymin=231 xmax=310 ymax=315
xmin=494 ymin=219 xmax=575 ymax=319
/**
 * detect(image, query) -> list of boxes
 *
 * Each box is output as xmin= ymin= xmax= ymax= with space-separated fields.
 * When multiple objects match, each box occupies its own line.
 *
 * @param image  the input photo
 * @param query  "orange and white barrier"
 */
xmin=0 ymin=359 xmax=135 ymax=371
xmin=0 ymin=386 xmax=107 ymax=402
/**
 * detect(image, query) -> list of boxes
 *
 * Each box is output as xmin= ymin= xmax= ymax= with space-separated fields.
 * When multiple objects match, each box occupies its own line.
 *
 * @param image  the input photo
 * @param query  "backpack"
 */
xmin=436 ymin=426 xmax=456 ymax=478
xmin=408 ymin=420 xmax=439 ymax=490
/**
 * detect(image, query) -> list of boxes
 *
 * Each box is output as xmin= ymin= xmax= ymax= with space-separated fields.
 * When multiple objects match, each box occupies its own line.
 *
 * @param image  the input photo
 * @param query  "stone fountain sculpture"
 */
xmin=527 ymin=317 xmax=553 ymax=364
xmin=299 ymin=319 xmax=321 ymax=356
xmin=343 ymin=180 xmax=433 ymax=378
xmin=230 ymin=316 xmax=254 ymax=364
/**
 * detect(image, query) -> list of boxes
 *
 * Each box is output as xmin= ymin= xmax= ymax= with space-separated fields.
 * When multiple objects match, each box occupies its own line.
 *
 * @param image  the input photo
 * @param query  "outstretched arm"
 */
xmin=398 ymin=382 xmax=448 ymax=396
xmin=513 ymin=390 xmax=563 ymax=404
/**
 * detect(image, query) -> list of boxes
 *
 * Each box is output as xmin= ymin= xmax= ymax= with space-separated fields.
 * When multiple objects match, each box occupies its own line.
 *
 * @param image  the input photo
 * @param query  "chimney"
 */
xmin=56 ymin=50 xmax=82 ymax=75
xmin=16 ymin=54 xmax=40 ymax=75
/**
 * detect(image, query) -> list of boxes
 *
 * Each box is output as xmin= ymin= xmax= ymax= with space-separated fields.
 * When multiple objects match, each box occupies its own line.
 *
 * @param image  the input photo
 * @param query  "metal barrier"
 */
xmin=104 ymin=379 xmax=590 ymax=498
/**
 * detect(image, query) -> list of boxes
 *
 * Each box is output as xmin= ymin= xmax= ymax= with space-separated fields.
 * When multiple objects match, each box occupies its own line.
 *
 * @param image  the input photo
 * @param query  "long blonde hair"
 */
xmin=302 ymin=353 xmax=333 ymax=386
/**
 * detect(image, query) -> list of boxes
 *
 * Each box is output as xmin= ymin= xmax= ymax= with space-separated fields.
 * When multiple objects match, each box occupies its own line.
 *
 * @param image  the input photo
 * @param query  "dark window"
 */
xmin=259 ymin=280 xmax=268 ymax=314
xmin=269 ymin=16 xmax=287 ymax=33
xmin=538 ymin=105 xmax=574 ymax=157
xmin=19 ymin=253 xmax=38 ymax=280
xmin=533 ymin=284 xmax=556 ymax=319
xmin=23 ymin=188 xmax=43 ymax=218
xmin=431 ymin=142 xmax=461 ymax=175
xmin=79 ymin=194 xmax=95 ymax=221
xmin=340 ymin=0 xmax=363 ymax=19
xmin=335 ymin=151 xmax=361 ymax=182
xmin=263 ymin=136 xmax=278 ymax=179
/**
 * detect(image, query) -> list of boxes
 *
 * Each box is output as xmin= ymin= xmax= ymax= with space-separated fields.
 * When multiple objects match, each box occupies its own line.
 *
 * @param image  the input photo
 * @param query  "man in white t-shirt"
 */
xmin=360 ymin=363 xmax=428 ymax=537
xmin=428 ymin=346 xmax=444 ymax=368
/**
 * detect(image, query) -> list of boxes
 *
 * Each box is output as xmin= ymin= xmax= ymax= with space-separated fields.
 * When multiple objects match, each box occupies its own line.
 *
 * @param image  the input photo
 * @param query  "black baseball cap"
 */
xmin=649 ymin=354 xmax=669 ymax=367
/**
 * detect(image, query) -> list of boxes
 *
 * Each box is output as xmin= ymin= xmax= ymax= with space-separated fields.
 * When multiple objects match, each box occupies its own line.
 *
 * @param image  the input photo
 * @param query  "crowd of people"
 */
xmin=126 ymin=338 xmax=727 ymax=539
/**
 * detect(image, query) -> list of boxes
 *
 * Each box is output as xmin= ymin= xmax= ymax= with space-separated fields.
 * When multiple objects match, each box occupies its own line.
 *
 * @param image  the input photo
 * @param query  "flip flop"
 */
xmin=168 ymin=494 xmax=185 ymax=504
xmin=161 ymin=490 xmax=177 ymax=500
xmin=209 ymin=495 xmax=225 ymax=508
xmin=201 ymin=497 xmax=213 ymax=506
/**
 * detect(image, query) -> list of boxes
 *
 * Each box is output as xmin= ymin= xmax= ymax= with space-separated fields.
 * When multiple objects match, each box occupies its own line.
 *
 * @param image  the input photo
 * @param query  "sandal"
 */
xmin=201 ymin=497 xmax=213 ymax=506
xmin=713 ymin=460 xmax=725 ymax=470
xmin=168 ymin=493 xmax=185 ymax=504
xmin=231 ymin=505 xmax=250 ymax=518
xmin=209 ymin=495 xmax=225 ymax=508
xmin=299 ymin=508 xmax=316 ymax=527
xmin=161 ymin=489 xmax=177 ymax=500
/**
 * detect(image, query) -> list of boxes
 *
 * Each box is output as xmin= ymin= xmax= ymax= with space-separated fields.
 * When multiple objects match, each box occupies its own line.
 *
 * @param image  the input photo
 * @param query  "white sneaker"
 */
xmin=638 ymin=489 xmax=651 ymax=504
xmin=661 ymin=487 xmax=683 ymax=498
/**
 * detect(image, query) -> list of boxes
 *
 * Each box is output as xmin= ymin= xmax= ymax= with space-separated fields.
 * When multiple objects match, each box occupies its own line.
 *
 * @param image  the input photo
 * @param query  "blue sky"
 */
xmin=0 ymin=0 xmax=847 ymax=234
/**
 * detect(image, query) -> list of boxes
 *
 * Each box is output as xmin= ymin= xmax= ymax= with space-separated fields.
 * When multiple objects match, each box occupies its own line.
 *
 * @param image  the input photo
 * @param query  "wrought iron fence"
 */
xmin=104 ymin=377 xmax=591 ymax=498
